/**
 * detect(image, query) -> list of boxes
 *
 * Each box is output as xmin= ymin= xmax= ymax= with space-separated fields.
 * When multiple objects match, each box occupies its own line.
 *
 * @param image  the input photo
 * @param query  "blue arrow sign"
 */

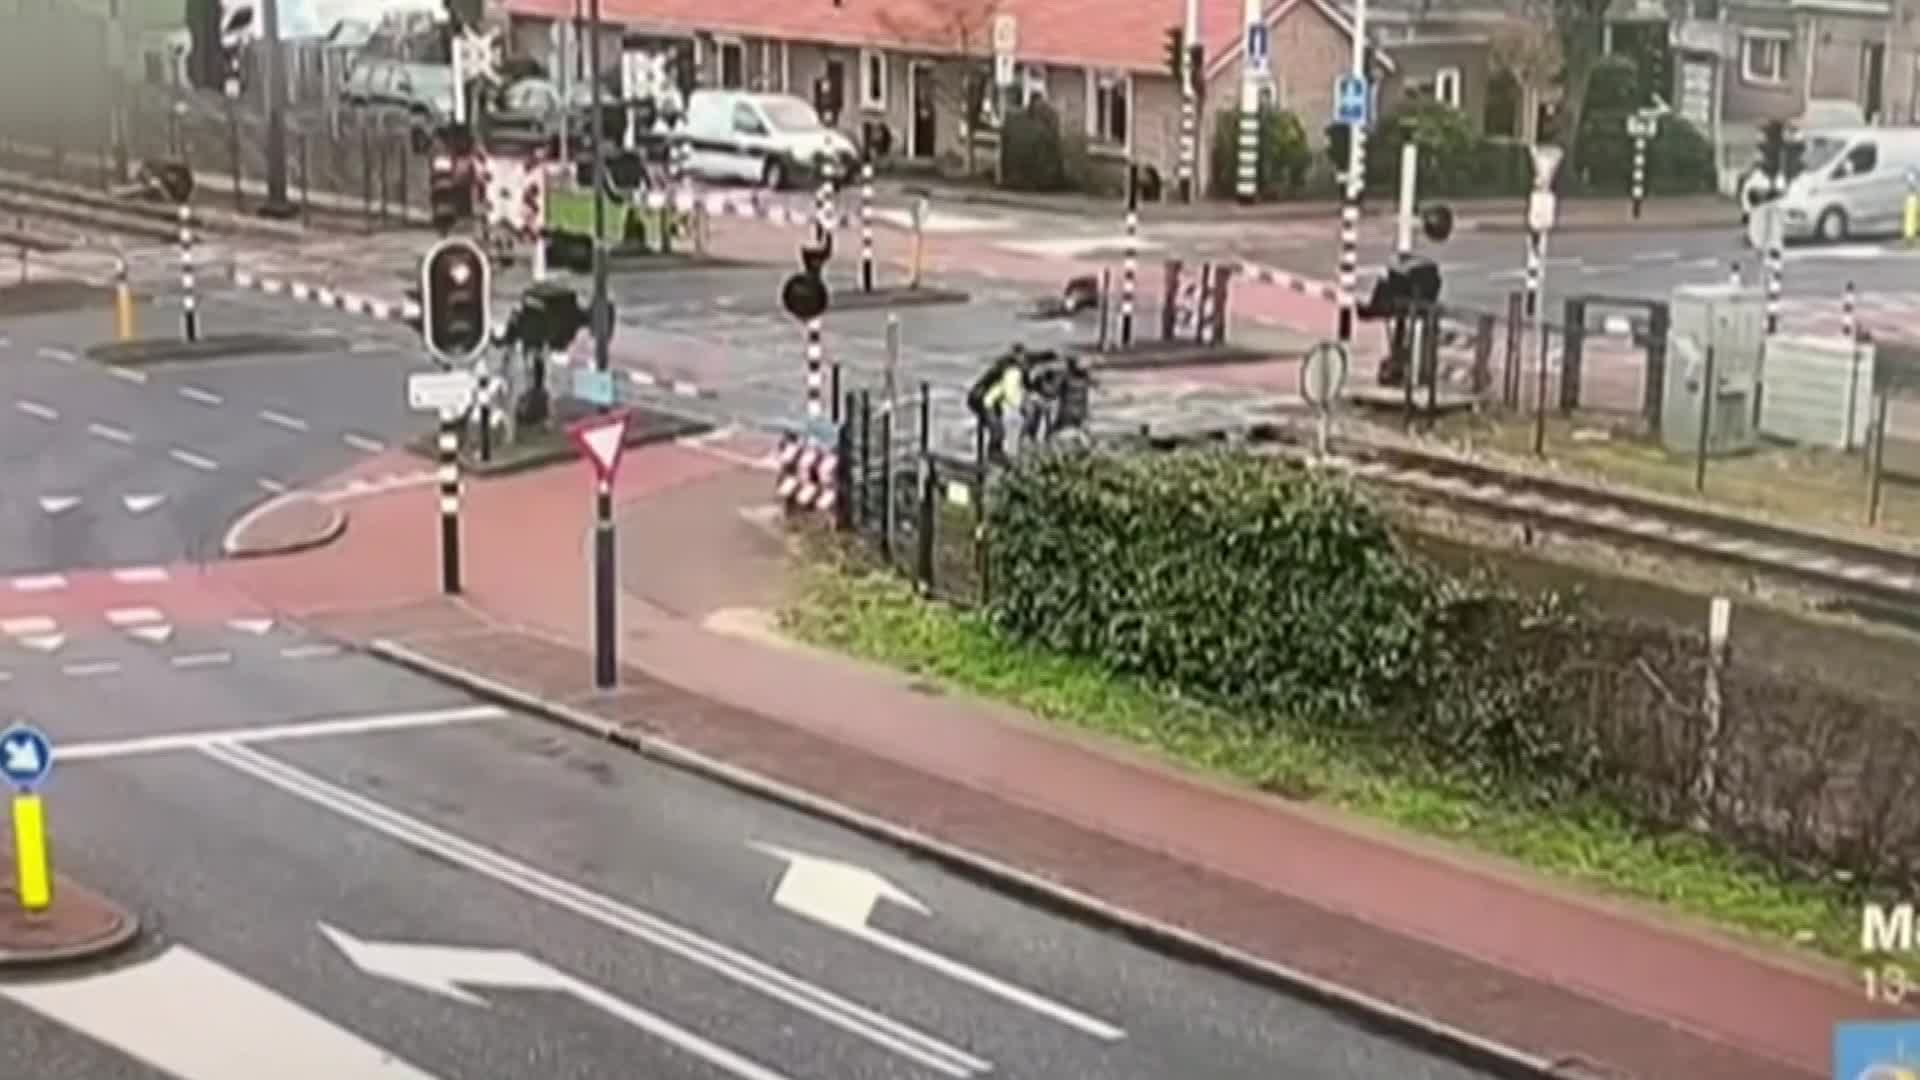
xmin=1246 ymin=25 xmax=1270 ymax=73
xmin=571 ymin=367 xmax=617 ymax=407
xmin=1335 ymin=73 xmax=1370 ymax=127
xmin=1 ymin=724 xmax=53 ymax=791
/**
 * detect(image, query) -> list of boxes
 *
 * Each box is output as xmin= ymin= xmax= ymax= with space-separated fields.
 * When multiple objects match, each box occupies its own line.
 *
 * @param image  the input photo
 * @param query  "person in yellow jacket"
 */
xmin=967 ymin=344 xmax=1030 ymax=465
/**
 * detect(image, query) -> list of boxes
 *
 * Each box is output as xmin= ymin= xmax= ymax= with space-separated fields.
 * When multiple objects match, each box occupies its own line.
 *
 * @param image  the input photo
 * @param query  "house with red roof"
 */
xmin=498 ymin=0 xmax=1491 ymax=195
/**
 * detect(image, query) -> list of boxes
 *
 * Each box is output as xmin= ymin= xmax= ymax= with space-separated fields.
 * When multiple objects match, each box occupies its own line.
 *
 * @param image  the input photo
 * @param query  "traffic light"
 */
xmin=812 ymin=75 xmax=842 ymax=128
xmin=514 ymin=282 xmax=590 ymax=351
xmin=1188 ymin=44 xmax=1204 ymax=93
xmin=187 ymin=0 xmax=223 ymax=90
xmin=1421 ymin=203 xmax=1454 ymax=242
xmin=1758 ymin=119 xmax=1786 ymax=191
xmin=1164 ymin=27 xmax=1184 ymax=82
xmin=421 ymin=238 xmax=491 ymax=364
xmin=1325 ymin=123 xmax=1352 ymax=171
xmin=428 ymin=150 xmax=474 ymax=233
xmin=443 ymin=0 xmax=483 ymax=30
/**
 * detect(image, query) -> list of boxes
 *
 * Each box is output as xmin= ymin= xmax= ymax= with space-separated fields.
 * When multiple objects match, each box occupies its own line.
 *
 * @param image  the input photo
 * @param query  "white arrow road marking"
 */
xmin=122 ymin=493 xmax=168 ymax=515
xmin=320 ymin=926 xmax=799 ymax=1080
xmin=754 ymin=844 xmax=1126 ymax=1041
xmin=39 ymin=495 xmax=81 ymax=515
xmin=200 ymin=742 xmax=990 ymax=1078
xmin=0 ymin=946 xmax=443 ymax=1080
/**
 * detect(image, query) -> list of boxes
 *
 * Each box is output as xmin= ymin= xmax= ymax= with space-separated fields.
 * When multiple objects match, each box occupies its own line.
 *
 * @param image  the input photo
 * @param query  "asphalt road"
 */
xmin=0 ymin=295 xmax=442 ymax=577
xmin=1 ymin=647 xmax=1502 ymax=1080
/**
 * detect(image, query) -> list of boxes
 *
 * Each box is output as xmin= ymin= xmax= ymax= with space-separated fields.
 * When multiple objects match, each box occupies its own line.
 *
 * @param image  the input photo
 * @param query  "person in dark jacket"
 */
xmin=967 ymin=344 xmax=1030 ymax=464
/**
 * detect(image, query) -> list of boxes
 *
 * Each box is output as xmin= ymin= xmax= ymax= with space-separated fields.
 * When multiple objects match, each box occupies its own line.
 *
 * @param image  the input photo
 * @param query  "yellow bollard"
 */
xmin=13 ymin=793 xmax=50 ymax=912
xmin=1906 ymin=193 xmax=1919 ymax=246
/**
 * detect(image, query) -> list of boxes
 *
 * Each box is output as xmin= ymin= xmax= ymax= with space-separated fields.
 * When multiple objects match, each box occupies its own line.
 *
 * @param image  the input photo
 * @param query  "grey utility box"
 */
xmin=1661 ymin=283 xmax=1765 ymax=456
xmin=1756 ymin=334 xmax=1876 ymax=450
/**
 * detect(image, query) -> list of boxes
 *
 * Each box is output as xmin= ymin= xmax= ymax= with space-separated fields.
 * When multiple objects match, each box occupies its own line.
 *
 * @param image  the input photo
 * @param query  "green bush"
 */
xmin=1000 ymin=100 xmax=1070 ymax=192
xmin=1367 ymin=100 xmax=1486 ymax=195
xmin=1571 ymin=57 xmax=1717 ymax=195
xmin=1208 ymin=108 xmax=1313 ymax=200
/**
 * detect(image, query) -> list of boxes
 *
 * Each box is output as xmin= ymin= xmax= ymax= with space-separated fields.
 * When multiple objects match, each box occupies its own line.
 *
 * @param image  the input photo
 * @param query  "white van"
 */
xmin=677 ymin=91 xmax=859 ymax=190
xmin=1775 ymin=126 xmax=1920 ymax=242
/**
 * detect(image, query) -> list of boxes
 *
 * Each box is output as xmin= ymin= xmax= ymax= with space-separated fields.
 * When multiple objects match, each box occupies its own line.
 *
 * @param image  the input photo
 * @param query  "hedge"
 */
xmin=1208 ymin=108 xmax=1313 ymax=200
xmin=984 ymin=448 xmax=1920 ymax=889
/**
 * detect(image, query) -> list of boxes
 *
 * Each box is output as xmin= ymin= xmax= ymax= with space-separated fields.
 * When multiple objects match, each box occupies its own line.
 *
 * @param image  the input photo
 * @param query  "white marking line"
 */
xmin=88 ymin=421 xmax=136 ymax=445
xmin=280 ymin=643 xmax=342 ymax=660
xmin=1 ymin=615 xmax=56 ymax=636
xmin=257 ymin=476 xmax=289 ymax=494
xmin=201 ymin=744 xmax=992 ymax=1078
xmin=62 ymin=661 xmax=122 ymax=677
xmin=37 ymin=346 xmax=76 ymax=364
xmin=107 ymin=365 xmax=149 ymax=384
xmin=178 ymin=385 xmax=224 ymax=406
xmin=259 ymin=409 xmax=310 ymax=432
xmin=11 ymin=573 xmax=67 ymax=591
xmin=14 ymin=399 xmax=58 ymax=421
xmin=170 ymin=650 xmax=233 ymax=669
xmin=169 ymin=447 xmax=220 ymax=471
xmin=111 ymin=565 xmax=171 ymax=584
xmin=342 ymin=432 xmax=387 ymax=453
xmin=55 ymin=705 xmax=505 ymax=762
xmin=105 ymin=607 xmax=165 ymax=627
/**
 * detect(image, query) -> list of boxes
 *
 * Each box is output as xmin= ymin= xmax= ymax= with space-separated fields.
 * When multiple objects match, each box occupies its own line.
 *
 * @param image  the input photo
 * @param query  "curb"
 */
xmin=401 ymin=414 xmax=716 ymax=476
xmin=220 ymin=492 xmax=349 ymax=559
xmin=1468 ymin=217 xmax=1736 ymax=235
xmin=828 ymin=286 xmax=972 ymax=312
xmin=365 ymin=636 xmax=1574 ymax=1080
xmin=87 ymin=333 xmax=329 ymax=367
xmin=1080 ymin=344 xmax=1289 ymax=371
xmin=0 ymin=893 xmax=143 ymax=972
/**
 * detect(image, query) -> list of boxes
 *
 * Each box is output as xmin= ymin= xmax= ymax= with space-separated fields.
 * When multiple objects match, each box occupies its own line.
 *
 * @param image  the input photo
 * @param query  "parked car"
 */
xmin=486 ymin=74 xmax=630 ymax=159
xmin=1774 ymin=127 xmax=1920 ymax=242
xmin=340 ymin=57 xmax=455 ymax=151
xmin=678 ymin=90 xmax=858 ymax=190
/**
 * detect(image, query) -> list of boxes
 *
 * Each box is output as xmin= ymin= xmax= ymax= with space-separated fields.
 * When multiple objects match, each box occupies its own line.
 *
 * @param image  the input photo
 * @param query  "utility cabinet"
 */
xmin=1661 ymin=284 xmax=1765 ymax=456
xmin=1756 ymin=334 xmax=1876 ymax=450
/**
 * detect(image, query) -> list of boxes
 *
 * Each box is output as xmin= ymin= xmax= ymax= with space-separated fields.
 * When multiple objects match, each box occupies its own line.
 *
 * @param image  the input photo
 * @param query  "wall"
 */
xmin=1382 ymin=39 xmax=1491 ymax=132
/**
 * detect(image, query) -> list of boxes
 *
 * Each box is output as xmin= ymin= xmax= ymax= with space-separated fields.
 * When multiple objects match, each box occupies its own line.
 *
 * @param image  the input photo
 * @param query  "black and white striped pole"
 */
xmin=859 ymin=156 xmax=875 ymax=293
xmin=437 ymin=412 xmax=462 ymax=595
xmin=1119 ymin=163 xmax=1138 ymax=348
xmin=1234 ymin=0 xmax=1262 ymax=205
xmin=1629 ymin=121 xmax=1648 ymax=220
xmin=177 ymin=201 xmax=198 ymax=343
xmin=1843 ymin=279 xmax=1857 ymax=342
xmin=1178 ymin=0 xmax=1201 ymax=202
xmin=1335 ymin=0 xmax=1368 ymax=346
xmin=1525 ymin=145 xmax=1562 ymax=457
xmin=1765 ymin=219 xmax=1784 ymax=335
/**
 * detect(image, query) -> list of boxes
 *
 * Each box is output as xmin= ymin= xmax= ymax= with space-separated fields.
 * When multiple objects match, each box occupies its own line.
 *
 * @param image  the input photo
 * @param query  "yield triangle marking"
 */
xmin=122 ymin=493 xmax=167 ymax=514
xmin=38 ymin=495 xmax=81 ymax=515
xmin=19 ymin=634 xmax=64 ymax=653
xmin=228 ymin=617 xmax=275 ymax=635
xmin=129 ymin=624 xmax=175 ymax=645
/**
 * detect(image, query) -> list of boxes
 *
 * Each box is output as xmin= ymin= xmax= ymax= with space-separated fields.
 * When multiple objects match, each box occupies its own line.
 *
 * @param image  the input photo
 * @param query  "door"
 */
xmin=1861 ymin=42 xmax=1886 ymax=124
xmin=1830 ymin=139 xmax=1899 ymax=233
xmin=909 ymin=62 xmax=936 ymax=159
xmin=730 ymin=100 xmax=772 ymax=181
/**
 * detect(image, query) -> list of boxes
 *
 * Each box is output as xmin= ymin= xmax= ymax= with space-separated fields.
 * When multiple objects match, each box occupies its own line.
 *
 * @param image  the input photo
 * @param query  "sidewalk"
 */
xmin=223 ymin=440 xmax=1901 ymax=1080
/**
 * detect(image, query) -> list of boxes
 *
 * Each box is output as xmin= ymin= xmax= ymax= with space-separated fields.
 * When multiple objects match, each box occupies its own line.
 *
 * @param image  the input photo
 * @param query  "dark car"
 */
xmin=487 ymin=75 xmax=632 ymax=159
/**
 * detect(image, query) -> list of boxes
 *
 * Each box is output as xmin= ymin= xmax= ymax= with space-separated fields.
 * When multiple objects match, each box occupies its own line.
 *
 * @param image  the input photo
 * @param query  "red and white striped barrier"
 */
xmin=775 ymin=433 xmax=837 ymax=513
xmin=638 ymin=188 xmax=847 ymax=230
xmin=230 ymin=268 xmax=421 ymax=323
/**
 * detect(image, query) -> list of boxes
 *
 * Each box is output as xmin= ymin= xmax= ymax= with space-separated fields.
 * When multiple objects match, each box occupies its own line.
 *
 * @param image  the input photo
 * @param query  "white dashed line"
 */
xmin=257 ymin=476 xmax=288 ymax=494
xmin=14 ymin=399 xmax=58 ymax=421
xmin=169 ymin=447 xmax=220 ymax=471
xmin=10 ymin=574 xmax=67 ymax=592
xmin=106 ymin=607 xmax=165 ymax=627
xmin=106 ymin=366 xmax=149 ymax=384
xmin=37 ymin=346 xmax=76 ymax=364
xmin=62 ymin=661 xmax=122 ymax=677
xmin=88 ymin=422 xmax=135 ymax=445
xmin=259 ymin=409 xmax=310 ymax=432
xmin=110 ymin=565 xmax=171 ymax=584
xmin=170 ymin=650 xmax=233 ymax=669
xmin=178 ymin=385 xmax=224 ymax=406
xmin=342 ymin=433 xmax=387 ymax=453
xmin=280 ymin=643 xmax=342 ymax=660
xmin=0 ymin=616 xmax=57 ymax=636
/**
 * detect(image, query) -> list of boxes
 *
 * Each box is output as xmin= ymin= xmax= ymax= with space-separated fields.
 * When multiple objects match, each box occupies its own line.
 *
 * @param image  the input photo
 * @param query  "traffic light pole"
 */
xmin=593 ymin=476 xmax=616 ymax=689
xmin=438 ymin=411 xmax=463 ymax=595
xmin=1336 ymin=0 xmax=1368 ymax=347
xmin=588 ymin=0 xmax=611 ymax=388
xmin=258 ymin=0 xmax=294 ymax=218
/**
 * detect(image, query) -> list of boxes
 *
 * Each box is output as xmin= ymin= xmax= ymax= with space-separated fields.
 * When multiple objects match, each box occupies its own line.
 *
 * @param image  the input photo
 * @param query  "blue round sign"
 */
xmin=0 ymin=724 xmax=53 ymax=790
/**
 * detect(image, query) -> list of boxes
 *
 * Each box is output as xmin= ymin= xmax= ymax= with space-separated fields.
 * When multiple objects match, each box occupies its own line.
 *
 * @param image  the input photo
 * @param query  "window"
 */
xmin=860 ymin=48 xmax=887 ymax=110
xmin=1434 ymin=67 xmax=1462 ymax=109
xmin=717 ymin=39 xmax=745 ymax=89
xmin=1838 ymin=140 xmax=1877 ymax=178
xmin=1741 ymin=32 xmax=1787 ymax=85
xmin=1086 ymin=70 xmax=1131 ymax=147
xmin=1019 ymin=63 xmax=1047 ymax=108
xmin=825 ymin=58 xmax=847 ymax=116
xmin=733 ymin=102 xmax=766 ymax=135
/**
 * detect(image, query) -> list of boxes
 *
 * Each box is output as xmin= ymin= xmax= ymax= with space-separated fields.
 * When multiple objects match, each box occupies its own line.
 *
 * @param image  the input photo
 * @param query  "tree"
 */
xmin=877 ymin=0 xmax=999 ymax=176
xmin=1486 ymin=0 xmax=1609 ymax=180
xmin=1487 ymin=13 xmax=1560 ymax=144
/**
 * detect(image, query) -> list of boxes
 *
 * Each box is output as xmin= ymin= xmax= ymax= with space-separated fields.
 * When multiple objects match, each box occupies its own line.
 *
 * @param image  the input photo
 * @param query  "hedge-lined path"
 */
xmin=224 ymin=437 xmax=1889 ymax=1080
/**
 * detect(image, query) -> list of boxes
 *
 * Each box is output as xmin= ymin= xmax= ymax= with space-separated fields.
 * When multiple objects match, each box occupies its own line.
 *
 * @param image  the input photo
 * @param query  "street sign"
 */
xmin=1529 ymin=143 xmax=1564 ymax=190
xmin=1333 ymin=73 xmax=1368 ymax=127
xmin=1527 ymin=191 xmax=1558 ymax=232
xmin=0 ymin=724 xmax=52 ymax=791
xmin=1300 ymin=341 xmax=1349 ymax=408
xmin=406 ymin=369 xmax=476 ymax=414
xmin=1246 ymin=25 xmax=1270 ymax=75
xmin=569 ymin=411 xmax=631 ymax=484
xmin=992 ymin=13 xmax=1017 ymax=55
xmin=1626 ymin=114 xmax=1655 ymax=138
xmin=994 ymin=52 xmax=1015 ymax=88
xmin=453 ymin=28 xmax=501 ymax=85
xmin=1746 ymin=200 xmax=1784 ymax=252
xmin=754 ymin=843 xmax=1127 ymax=1039
xmin=571 ymin=366 xmax=616 ymax=407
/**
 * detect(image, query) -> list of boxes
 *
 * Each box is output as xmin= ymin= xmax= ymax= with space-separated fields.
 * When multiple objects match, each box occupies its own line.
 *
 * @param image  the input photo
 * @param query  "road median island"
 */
xmin=86 ymin=333 xmax=330 ymax=368
xmin=222 ymin=492 xmax=347 ymax=559
xmin=0 ymin=872 xmax=141 ymax=971
xmin=0 ymin=279 xmax=114 ymax=316
xmin=399 ymin=401 xmax=712 ymax=477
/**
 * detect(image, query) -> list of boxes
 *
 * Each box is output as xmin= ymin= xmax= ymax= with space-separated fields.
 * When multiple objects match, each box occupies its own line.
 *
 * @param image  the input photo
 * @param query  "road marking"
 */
xmin=56 ymin=704 xmax=506 ymax=762
xmin=280 ymin=643 xmax=342 ymax=660
xmin=228 ymin=617 xmax=275 ymax=635
xmin=757 ymin=844 xmax=1126 ymax=1040
xmin=11 ymin=574 xmax=67 ymax=592
xmin=323 ymin=927 xmax=799 ymax=1080
xmin=14 ymin=399 xmax=58 ymax=421
xmin=88 ymin=421 xmax=135 ymax=445
xmin=61 ymin=661 xmax=122 ymax=677
xmin=202 ymin=743 xmax=991 ymax=1078
xmin=178 ymin=385 xmax=224 ymax=406
xmin=37 ymin=346 xmax=76 ymax=364
xmin=259 ymin=409 xmax=310 ymax=432
xmin=123 ymin=494 xmax=168 ymax=515
xmin=171 ymin=650 xmax=233 ymax=668
xmin=342 ymin=432 xmax=386 ymax=453
xmin=38 ymin=495 xmax=80 ymax=515
xmin=129 ymin=624 xmax=176 ymax=645
xmin=257 ymin=476 xmax=289 ymax=494
xmin=1 ymin=616 xmax=56 ymax=636
xmin=170 ymin=447 xmax=220 ymax=471
xmin=106 ymin=606 xmax=164 ymax=627
xmin=111 ymin=565 xmax=172 ymax=583
xmin=1632 ymin=251 xmax=1681 ymax=263
xmin=18 ymin=634 xmax=65 ymax=653
xmin=0 ymin=946 xmax=444 ymax=1080
xmin=107 ymin=365 xmax=149 ymax=384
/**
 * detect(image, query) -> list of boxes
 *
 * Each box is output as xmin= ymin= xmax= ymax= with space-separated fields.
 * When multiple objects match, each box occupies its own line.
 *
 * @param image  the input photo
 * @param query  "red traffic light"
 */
xmin=421 ymin=238 xmax=491 ymax=364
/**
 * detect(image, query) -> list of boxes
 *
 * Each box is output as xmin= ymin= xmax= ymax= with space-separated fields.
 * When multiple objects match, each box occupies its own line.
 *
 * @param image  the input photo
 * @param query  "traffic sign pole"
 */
xmin=1336 ymin=0 xmax=1368 ymax=347
xmin=2 ymin=723 xmax=55 ymax=913
xmin=569 ymin=413 xmax=630 ymax=690
xmin=1234 ymin=0 xmax=1262 ymax=205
